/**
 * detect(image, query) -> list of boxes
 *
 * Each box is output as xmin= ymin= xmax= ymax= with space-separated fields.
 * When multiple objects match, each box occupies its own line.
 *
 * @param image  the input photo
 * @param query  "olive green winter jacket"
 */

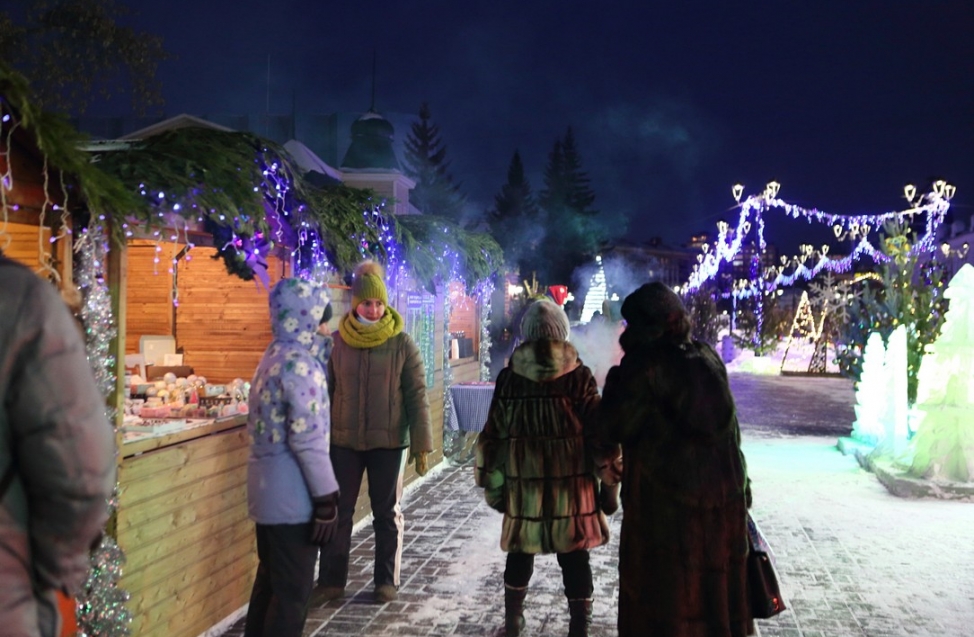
xmin=327 ymin=330 xmax=433 ymax=455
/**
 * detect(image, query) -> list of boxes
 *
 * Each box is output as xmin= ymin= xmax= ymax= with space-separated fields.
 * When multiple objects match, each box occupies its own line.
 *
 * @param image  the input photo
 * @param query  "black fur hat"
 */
xmin=621 ymin=282 xmax=687 ymax=328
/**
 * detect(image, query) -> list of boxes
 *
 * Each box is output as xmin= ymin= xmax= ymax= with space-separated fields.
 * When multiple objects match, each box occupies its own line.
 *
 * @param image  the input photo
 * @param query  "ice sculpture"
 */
xmin=883 ymin=325 xmax=909 ymax=456
xmin=851 ymin=332 xmax=886 ymax=445
xmin=908 ymin=264 xmax=974 ymax=482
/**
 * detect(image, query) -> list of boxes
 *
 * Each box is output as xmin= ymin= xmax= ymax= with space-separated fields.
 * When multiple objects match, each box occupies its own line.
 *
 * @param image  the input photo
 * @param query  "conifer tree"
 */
xmin=836 ymin=219 xmax=949 ymax=403
xmin=0 ymin=0 xmax=168 ymax=115
xmin=534 ymin=127 xmax=604 ymax=286
xmin=487 ymin=150 xmax=541 ymax=275
xmin=403 ymin=102 xmax=466 ymax=222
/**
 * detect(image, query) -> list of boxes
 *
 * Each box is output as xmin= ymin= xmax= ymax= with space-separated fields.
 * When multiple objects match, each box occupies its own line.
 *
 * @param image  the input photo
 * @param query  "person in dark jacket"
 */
xmin=601 ymin=282 xmax=754 ymax=637
xmin=475 ymin=299 xmax=619 ymax=637
xmin=0 ymin=254 xmax=116 ymax=637
xmin=317 ymin=261 xmax=432 ymax=604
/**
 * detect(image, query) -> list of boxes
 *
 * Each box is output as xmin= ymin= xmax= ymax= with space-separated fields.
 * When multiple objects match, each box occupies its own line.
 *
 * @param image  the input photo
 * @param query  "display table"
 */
xmin=116 ymin=414 xmax=255 ymax=637
xmin=446 ymin=382 xmax=495 ymax=433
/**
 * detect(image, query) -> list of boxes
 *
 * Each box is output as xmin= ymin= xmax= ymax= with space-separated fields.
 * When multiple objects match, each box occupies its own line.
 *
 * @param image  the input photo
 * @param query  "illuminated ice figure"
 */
xmin=580 ymin=255 xmax=608 ymax=323
xmin=882 ymin=325 xmax=910 ymax=456
xmin=851 ymin=332 xmax=887 ymax=445
xmin=908 ymin=264 xmax=974 ymax=482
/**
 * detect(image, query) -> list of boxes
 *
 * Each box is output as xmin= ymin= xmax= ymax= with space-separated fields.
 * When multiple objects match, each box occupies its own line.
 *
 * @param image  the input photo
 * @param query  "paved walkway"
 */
xmin=218 ymin=374 xmax=974 ymax=637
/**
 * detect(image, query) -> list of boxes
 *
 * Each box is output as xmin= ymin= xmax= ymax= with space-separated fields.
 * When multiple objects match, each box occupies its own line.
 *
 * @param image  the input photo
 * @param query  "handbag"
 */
xmin=746 ymin=514 xmax=786 ymax=619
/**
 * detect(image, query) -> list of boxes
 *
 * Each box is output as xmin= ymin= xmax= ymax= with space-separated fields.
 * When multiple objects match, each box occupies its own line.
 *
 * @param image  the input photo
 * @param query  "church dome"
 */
xmin=340 ymin=109 xmax=401 ymax=171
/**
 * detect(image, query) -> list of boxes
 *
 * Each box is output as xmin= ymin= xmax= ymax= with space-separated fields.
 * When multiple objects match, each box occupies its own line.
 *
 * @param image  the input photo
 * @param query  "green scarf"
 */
xmin=339 ymin=307 xmax=405 ymax=349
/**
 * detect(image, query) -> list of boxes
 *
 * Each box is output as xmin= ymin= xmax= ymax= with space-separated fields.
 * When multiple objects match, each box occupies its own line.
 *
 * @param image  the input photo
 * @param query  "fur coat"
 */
xmin=474 ymin=340 xmax=611 ymax=554
xmin=601 ymin=337 xmax=753 ymax=637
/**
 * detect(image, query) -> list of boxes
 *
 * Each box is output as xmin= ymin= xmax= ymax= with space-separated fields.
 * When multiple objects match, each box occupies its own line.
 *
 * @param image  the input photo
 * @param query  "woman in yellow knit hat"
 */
xmin=316 ymin=261 xmax=432 ymax=604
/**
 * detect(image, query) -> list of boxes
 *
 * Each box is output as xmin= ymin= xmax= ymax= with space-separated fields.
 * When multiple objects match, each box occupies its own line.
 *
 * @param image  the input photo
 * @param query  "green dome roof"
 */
xmin=340 ymin=109 xmax=400 ymax=171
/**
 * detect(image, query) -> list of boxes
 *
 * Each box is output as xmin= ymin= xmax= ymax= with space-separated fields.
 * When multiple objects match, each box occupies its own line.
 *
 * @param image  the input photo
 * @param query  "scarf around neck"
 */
xmin=339 ymin=306 xmax=405 ymax=348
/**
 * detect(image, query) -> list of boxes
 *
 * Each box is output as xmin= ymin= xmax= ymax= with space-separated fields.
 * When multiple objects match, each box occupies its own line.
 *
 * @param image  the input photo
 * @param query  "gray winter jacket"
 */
xmin=0 ymin=256 xmax=116 ymax=637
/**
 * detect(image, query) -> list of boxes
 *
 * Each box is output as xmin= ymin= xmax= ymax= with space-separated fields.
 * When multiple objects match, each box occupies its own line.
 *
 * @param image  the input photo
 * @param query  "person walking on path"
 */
xmin=317 ymin=261 xmax=433 ymax=604
xmin=244 ymin=278 xmax=340 ymax=637
xmin=475 ymin=299 xmax=620 ymax=637
xmin=601 ymin=282 xmax=754 ymax=637
xmin=0 ymin=254 xmax=116 ymax=637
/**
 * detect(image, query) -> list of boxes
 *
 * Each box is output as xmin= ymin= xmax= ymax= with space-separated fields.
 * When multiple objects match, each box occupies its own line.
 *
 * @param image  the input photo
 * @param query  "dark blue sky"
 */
xmin=108 ymin=0 xmax=973 ymax=252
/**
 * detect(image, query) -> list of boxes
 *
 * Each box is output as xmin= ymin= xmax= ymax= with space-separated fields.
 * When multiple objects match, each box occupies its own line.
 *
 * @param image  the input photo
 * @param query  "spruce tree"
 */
xmin=534 ymin=127 xmax=604 ymax=287
xmin=836 ymin=219 xmax=949 ymax=403
xmin=0 ymin=0 xmax=168 ymax=115
xmin=487 ymin=150 xmax=541 ymax=276
xmin=403 ymin=102 xmax=466 ymax=222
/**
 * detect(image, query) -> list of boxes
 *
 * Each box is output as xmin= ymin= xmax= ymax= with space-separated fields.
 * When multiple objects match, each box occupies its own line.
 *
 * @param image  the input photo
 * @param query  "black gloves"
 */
xmin=311 ymin=491 xmax=339 ymax=545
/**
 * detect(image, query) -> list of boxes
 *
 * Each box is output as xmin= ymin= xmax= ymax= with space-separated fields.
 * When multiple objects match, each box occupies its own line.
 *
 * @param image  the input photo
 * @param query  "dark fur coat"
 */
xmin=602 ymin=337 xmax=753 ymax=637
xmin=474 ymin=340 xmax=612 ymax=554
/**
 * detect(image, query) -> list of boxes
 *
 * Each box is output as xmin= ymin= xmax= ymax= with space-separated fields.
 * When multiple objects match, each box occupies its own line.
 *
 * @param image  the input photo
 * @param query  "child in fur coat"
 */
xmin=475 ymin=299 xmax=620 ymax=637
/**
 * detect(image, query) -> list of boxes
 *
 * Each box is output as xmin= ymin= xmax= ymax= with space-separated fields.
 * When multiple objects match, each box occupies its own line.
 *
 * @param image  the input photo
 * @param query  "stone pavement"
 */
xmin=217 ymin=374 xmax=974 ymax=637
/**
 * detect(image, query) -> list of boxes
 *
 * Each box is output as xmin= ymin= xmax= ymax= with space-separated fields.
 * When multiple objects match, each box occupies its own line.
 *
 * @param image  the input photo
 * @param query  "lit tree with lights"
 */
xmin=837 ymin=219 xmax=949 ymax=403
xmin=683 ymin=282 xmax=721 ymax=346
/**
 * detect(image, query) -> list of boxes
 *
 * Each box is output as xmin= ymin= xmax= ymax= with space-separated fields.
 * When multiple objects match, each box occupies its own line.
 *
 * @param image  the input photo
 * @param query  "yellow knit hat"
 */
xmin=351 ymin=261 xmax=389 ymax=308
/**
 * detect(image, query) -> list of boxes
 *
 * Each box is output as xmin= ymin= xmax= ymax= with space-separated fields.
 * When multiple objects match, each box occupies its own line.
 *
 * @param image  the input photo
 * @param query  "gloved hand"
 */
xmin=310 ymin=491 xmax=339 ymax=545
xmin=409 ymin=450 xmax=429 ymax=477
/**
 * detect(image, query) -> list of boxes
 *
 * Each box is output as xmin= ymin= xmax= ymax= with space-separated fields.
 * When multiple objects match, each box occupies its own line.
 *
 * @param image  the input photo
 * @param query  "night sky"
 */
xmin=106 ymin=0 xmax=972 ymax=253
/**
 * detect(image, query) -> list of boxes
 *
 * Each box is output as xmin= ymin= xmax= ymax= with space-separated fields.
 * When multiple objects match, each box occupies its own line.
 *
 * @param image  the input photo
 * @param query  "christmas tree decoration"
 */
xmin=74 ymin=222 xmax=132 ymax=637
xmin=580 ymin=255 xmax=608 ymax=323
xmin=908 ymin=264 xmax=974 ymax=483
xmin=780 ymin=291 xmax=823 ymax=373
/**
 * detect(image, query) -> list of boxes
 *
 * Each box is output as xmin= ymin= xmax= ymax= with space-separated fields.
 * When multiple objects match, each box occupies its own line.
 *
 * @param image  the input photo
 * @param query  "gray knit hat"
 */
xmin=520 ymin=298 xmax=571 ymax=342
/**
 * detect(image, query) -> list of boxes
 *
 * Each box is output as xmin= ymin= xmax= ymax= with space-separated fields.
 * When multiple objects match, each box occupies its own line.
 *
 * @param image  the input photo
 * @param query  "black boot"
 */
xmin=599 ymin=481 xmax=620 ymax=515
xmin=567 ymin=598 xmax=592 ymax=637
xmin=504 ymin=584 xmax=527 ymax=636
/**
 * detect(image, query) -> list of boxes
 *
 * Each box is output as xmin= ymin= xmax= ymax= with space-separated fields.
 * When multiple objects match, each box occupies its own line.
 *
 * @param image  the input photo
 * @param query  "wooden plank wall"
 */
xmin=117 ymin=427 xmax=255 ymax=637
xmin=125 ymin=241 xmax=285 ymax=384
xmin=174 ymin=246 xmax=284 ymax=384
xmin=0 ymin=221 xmax=51 ymax=271
xmin=125 ymin=240 xmax=175 ymax=349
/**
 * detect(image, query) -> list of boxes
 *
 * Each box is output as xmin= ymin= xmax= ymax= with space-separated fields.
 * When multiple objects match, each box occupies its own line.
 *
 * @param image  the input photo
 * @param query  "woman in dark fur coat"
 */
xmin=475 ymin=299 xmax=620 ymax=637
xmin=601 ymin=282 xmax=754 ymax=637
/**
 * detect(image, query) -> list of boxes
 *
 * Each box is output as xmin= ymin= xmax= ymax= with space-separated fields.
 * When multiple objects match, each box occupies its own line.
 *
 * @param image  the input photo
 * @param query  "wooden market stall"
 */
xmin=3 ymin=81 xmax=498 ymax=635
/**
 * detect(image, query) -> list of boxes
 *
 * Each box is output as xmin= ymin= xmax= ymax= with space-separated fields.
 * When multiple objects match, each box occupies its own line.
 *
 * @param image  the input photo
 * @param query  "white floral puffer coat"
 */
xmin=247 ymin=278 xmax=339 ymax=525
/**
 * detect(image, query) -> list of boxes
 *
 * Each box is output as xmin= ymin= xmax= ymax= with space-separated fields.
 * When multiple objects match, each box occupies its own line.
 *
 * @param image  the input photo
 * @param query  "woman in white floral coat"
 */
xmin=244 ymin=278 xmax=340 ymax=637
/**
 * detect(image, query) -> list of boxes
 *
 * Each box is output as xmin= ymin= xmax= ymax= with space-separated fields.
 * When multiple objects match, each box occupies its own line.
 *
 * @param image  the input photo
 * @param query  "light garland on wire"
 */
xmin=74 ymin=221 xmax=132 ymax=637
xmin=475 ymin=278 xmax=494 ymax=381
xmin=683 ymin=180 xmax=955 ymax=297
xmin=442 ymin=291 xmax=455 ymax=433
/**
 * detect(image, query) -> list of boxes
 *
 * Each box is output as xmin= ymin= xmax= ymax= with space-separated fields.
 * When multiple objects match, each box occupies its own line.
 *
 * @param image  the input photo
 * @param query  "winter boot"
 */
xmin=599 ymin=481 xmax=620 ymax=515
xmin=504 ymin=584 xmax=528 ymax=636
xmin=567 ymin=598 xmax=592 ymax=637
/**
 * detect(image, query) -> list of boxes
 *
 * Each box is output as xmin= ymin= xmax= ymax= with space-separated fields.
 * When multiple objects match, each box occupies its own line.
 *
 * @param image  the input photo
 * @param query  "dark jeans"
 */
xmin=505 ymin=550 xmax=594 ymax=600
xmin=243 ymin=523 xmax=318 ymax=637
xmin=318 ymin=446 xmax=407 ymax=588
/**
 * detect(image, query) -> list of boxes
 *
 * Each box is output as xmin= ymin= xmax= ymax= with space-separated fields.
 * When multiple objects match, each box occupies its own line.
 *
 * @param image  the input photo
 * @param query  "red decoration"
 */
xmin=548 ymin=285 xmax=569 ymax=306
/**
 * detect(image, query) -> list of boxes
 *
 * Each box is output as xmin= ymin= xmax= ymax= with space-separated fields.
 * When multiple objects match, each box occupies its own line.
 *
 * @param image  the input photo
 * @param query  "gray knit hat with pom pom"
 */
xmin=520 ymin=298 xmax=571 ymax=342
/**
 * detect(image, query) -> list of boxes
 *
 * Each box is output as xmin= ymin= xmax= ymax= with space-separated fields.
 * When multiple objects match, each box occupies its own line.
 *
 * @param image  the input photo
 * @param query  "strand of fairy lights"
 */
xmin=684 ymin=181 xmax=955 ymax=299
